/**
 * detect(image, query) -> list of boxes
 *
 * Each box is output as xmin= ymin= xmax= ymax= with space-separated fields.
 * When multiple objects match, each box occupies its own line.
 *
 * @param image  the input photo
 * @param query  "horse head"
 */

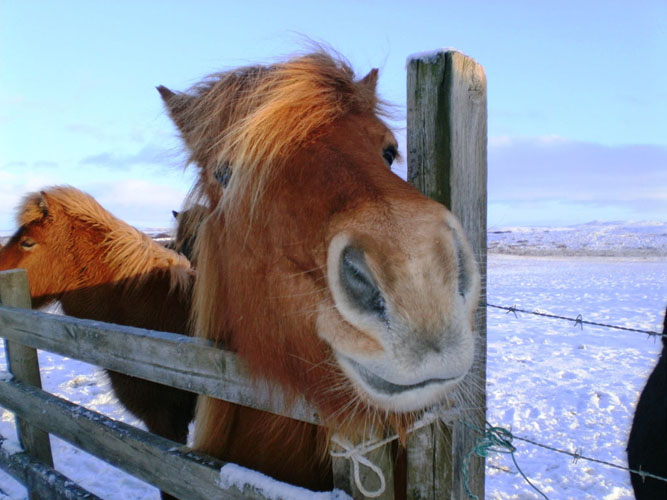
xmin=160 ymin=50 xmax=480 ymax=435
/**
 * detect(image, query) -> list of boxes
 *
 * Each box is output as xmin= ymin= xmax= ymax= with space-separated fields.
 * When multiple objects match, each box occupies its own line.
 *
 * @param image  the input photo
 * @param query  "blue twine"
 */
xmin=462 ymin=421 xmax=549 ymax=500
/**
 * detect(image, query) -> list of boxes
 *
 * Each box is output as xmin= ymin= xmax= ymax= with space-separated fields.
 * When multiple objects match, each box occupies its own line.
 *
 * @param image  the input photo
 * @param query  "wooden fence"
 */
xmin=0 ymin=49 xmax=487 ymax=500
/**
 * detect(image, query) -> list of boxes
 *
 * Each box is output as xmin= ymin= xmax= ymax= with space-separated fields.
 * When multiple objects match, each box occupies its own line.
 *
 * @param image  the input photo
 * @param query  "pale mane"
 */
xmin=176 ymin=51 xmax=385 ymax=218
xmin=37 ymin=186 xmax=192 ymax=290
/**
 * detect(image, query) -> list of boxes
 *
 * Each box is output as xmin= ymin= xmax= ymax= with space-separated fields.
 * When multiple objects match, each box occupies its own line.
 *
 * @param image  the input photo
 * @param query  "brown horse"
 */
xmin=159 ymin=49 xmax=481 ymax=492
xmin=0 ymin=186 xmax=197 ymax=445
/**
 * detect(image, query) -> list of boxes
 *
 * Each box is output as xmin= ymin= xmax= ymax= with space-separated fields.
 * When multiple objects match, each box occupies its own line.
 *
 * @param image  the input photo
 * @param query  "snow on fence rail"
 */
xmin=0 ymin=49 xmax=488 ymax=500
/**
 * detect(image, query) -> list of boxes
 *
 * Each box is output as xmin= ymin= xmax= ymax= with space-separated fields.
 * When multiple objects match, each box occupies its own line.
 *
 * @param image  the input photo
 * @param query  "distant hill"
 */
xmin=488 ymin=221 xmax=667 ymax=257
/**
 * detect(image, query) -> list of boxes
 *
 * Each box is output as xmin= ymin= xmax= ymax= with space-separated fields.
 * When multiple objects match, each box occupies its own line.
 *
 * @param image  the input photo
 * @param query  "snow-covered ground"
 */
xmin=485 ymin=254 xmax=664 ymax=499
xmin=1 ymin=222 xmax=665 ymax=499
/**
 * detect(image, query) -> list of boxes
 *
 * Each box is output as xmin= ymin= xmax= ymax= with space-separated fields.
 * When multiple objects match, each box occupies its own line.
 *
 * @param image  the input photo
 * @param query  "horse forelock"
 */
xmin=169 ymin=51 xmax=386 ymax=219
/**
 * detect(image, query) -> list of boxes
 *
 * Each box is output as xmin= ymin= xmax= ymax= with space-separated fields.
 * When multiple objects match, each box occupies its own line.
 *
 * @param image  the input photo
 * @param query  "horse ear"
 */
xmin=172 ymin=210 xmax=179 ymax=219
xmin=18 ymin=191 xmax=50 ymax=226
xmin=37 ymin=191 xmax=49 ymax=217
xmin=157 ymin=86 xmax=195 ymax=135
xmin=157 ymin=85 xmax=175 ymax=102
xmin=359 ymin=68 xmax=379 ymax=91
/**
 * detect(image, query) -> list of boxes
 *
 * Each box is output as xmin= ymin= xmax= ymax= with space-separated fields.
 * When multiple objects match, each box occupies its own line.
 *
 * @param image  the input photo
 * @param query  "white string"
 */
xmin=330 ymin=434 xmax=387 ymax=498
xmin=329 ymin=409 xmax=460 ymax=497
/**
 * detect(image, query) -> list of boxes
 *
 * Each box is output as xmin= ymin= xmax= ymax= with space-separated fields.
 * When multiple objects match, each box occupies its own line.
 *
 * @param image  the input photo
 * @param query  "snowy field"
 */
xmin=484 ymin=254 xmax=664 ymax=499
xmin=1 ymin=222 xmax=665 ymax=499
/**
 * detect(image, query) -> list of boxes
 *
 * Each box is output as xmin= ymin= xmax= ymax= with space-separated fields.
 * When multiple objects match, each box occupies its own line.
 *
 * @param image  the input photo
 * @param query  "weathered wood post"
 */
xmin=0 ymin=269 xmax=54 ymax=500
xmin=406 ymin=50 xmax=487 ymax=499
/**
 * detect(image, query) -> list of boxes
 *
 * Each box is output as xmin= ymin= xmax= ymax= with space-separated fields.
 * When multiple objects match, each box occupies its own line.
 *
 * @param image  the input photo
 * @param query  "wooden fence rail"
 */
xmin=0 ymin=305 xmax=319 ymax=426
xmin=0 ymin=48 xmax=487 ymax=500
xmin=0 ymin=436 xmax=102 ymax=500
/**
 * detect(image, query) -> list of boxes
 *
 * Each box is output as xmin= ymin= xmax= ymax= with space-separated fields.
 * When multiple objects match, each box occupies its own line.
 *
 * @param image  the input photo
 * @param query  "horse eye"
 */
xmin=382 ymin=147 xmax=396 ymax=167
xmin=20 ymin=239 xmax=36 ymax=250
xmin=214 ymin=164 xmax=232 ymax=187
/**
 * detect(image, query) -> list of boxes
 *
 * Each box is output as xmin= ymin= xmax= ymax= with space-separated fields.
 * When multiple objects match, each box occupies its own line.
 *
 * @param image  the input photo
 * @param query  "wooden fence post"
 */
xmin=0 ymin=269 xmax=54 ymax=500
xmin=406 ymin=49 xmax=488 ymax=499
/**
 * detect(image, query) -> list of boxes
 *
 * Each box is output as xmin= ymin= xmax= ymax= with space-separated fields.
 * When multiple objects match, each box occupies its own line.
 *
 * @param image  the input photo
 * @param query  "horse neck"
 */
xmin=57 ymin=224 xmax=192 ymax=333
xmin=58 ymin=266 xmax=191 ymax=334
xmin=194 ymin=396 xmax=332 ymax=490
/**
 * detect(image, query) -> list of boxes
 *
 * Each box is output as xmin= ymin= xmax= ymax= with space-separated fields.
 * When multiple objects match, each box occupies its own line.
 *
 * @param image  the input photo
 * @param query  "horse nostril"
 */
xmin=340 ymin=246 xmax=385 ymax=317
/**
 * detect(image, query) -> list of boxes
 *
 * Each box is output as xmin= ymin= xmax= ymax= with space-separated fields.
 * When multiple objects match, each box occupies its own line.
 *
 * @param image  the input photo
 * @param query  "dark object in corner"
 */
xmin=627 ymin=307 xmax=667 ymax=499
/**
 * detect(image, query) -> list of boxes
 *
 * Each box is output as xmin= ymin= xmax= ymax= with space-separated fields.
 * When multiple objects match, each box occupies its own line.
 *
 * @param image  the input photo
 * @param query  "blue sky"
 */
xmin=1 ymin=0 xmax=665 ymax=232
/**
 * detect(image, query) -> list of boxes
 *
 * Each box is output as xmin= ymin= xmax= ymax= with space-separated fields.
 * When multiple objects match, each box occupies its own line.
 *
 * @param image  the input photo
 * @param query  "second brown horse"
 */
xmin=0 ymin=186 xmax=196 ymax=445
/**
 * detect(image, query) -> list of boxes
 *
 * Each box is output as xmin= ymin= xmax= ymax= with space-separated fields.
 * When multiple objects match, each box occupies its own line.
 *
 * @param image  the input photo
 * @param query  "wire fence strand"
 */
xmin=509 ymin=431 xmax=667 ymax=484
xmin=486 ymin=303 xmax=666 ymax=338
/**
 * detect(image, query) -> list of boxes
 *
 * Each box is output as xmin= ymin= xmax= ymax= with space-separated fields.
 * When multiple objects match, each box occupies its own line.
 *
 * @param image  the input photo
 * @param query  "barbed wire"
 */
xmin=509 ymin=431 xmax=667 ymax=484
xmin=486 ymin=303 xmax=666 ymax=338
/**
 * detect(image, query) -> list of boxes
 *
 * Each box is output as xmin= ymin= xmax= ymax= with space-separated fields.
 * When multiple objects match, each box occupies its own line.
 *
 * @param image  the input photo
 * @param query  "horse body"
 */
xmin=161 ymin=50 xmax=481 ymax=491
xmin=0 ymin=187 xmax=196 ymax=444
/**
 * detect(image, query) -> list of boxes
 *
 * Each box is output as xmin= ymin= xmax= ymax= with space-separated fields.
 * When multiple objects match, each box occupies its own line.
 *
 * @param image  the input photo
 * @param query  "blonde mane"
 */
xmin=162 ymin=51 xmax=385 ymax=218
xmin=19 ymin=186 xmax=191 ymax=290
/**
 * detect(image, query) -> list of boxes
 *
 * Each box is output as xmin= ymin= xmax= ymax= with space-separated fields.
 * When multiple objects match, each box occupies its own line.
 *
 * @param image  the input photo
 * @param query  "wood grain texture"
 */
xmin=407 ymin=49 xmax=487 ymax=500
xmin=405 ymin=422 xmax=452 ymax=500
xmin=0 ymin=304 xmax=319 ymax=426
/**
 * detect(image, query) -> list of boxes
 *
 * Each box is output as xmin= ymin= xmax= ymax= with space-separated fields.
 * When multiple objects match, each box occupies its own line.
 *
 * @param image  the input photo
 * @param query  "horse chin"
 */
xmin=335 ymin=352 xmax=470 ymax=413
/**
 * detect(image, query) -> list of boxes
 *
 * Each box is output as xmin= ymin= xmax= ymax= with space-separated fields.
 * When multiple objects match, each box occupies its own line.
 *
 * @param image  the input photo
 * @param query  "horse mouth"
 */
xmin=341 ymin=356 xmax=461 ymax=396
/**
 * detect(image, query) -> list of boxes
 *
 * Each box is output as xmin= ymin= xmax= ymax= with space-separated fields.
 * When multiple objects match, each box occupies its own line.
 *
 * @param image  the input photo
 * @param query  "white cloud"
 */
xmin=2 ymin=135 xmax=665 ymax=233
xmin=488 ymin=199 xmax=667 ymax=228
xmin=488 ymin=137 xmax=667 ymax=211
xmin=0 ymin=169 xmax=69 ymax=232
xmin=489 ymin=134 xmax=570 ymax=148
xmin=83 ymin=178 xmax=192 ymax=230
xmin=0 ymin=164 xmax=196 ymax=234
